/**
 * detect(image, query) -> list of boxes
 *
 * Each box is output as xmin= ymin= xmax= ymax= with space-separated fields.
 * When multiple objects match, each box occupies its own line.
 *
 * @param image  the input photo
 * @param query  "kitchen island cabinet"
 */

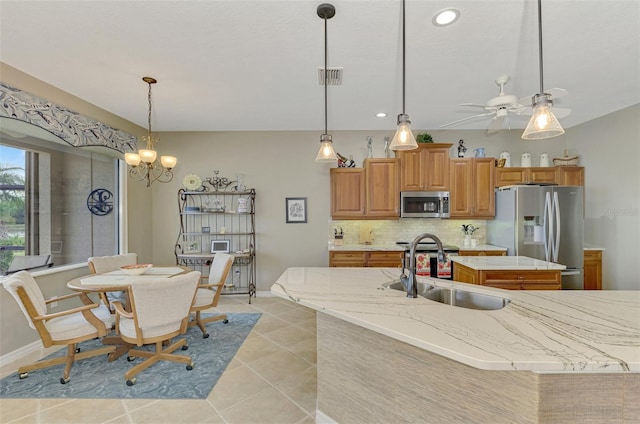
xmin=397 ymin=143 xmax=452 ymax=191
xmin=451 ymin=256 xmax=563 ymax=290
xmin=272 ymin=267 xmax=639 ymax=424
xmin=458 ymin=246 xmax=507 ymax=256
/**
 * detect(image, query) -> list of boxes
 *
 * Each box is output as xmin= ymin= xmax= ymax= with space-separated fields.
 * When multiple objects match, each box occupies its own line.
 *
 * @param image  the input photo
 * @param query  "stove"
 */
xmin=395 ymin=241 xmax=460 ymax=253
xmin=396 ymin=241 xmax=459 ymax=280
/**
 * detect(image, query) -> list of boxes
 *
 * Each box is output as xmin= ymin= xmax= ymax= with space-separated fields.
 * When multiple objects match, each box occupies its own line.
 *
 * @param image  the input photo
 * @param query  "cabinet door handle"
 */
xmin=516 ymin=275 xmax=526 ymax=280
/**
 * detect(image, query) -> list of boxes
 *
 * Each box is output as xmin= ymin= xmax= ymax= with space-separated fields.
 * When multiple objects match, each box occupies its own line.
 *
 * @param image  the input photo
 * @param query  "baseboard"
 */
xmin=0 ymin=340 xmax=44 ymax=366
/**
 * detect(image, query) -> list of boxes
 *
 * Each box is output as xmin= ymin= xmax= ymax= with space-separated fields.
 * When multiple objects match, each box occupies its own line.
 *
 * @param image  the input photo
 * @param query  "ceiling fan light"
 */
xmin=390 ymin=114 xmax=418 ymax=150
xmin=522 ymin=103 xmax=565 ymax=140
xmin=315 ymin=134 xmax=338 ymax=162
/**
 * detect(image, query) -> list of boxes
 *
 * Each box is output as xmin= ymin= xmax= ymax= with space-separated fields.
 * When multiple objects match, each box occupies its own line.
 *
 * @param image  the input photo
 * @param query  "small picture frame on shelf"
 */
xmin=185 ymin=242 xmax=200 ymax=254
xmin=285 ymin=197 xmax=307 ymax=223
xmin=211 ymin=239 xmax=231 ymax=253
xmin=201 ymin=226 xmax=210 ymax=234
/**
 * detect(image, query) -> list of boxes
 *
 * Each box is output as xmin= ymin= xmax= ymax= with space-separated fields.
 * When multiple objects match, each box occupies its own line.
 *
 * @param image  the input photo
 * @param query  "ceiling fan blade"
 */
xmin=440 ymin=112 xmax=496 ymax=128
xmin=553 ymin=107 xmax=572 ymax=119
xmin=546 ymin=88 xmax=568 ymax=99
xmin=486 ymin=115 xmax=506 ymax=134
xmin=459 ymin=103 xmax=489 ymax=109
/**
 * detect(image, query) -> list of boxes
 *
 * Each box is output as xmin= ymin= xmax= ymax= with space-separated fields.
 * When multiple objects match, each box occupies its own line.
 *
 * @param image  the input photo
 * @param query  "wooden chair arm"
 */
xmin=33 ymin=302 xmax=102 ymax=322
xmin=112 ymin=301 xmax=133 ymax=319
xmin=198 ymin=282 xmax=224 ymax=290
xmin=44 ymin=292 xmax=84 ymax=304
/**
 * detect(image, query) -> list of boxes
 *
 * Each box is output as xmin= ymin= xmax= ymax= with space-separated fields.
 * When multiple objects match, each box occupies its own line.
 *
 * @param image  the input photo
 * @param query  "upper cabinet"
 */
xmin=495 ymin=166 xmax=584 ymax=187
xmin=449 ymin=158 xmax=495 ymax=218
xmin=330 ymin=158 xmax=400 ymax=220
xmin=397 ymin=143 xmax=452 ymax=191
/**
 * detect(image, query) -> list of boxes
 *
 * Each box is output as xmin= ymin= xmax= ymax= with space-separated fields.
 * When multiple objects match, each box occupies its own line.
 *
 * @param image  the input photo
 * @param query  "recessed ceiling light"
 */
xmin=433 ymin=8 xmax=460 ymax=27
xmin=376 ymin=112 xmax=387 ymax=118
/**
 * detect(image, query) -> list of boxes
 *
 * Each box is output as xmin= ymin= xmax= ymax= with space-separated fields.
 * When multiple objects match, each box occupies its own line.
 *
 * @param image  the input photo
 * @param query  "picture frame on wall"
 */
xmin=286 ymin=197 xmax=307 ymax=223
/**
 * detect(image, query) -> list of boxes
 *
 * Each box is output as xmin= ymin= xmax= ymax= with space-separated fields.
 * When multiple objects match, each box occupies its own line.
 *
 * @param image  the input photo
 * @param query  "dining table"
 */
xmin=67 ymin=266 xmax=189 ymax=361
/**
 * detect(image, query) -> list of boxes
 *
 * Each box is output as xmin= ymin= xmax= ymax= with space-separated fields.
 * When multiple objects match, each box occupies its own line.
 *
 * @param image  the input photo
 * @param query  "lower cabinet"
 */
xmin=584 ymin=249 xmax=603 ymax=290
xmin=458 ymin=250 xmax=506 ymax=257
xmin=329 ymin=251 xmax=403 ymax=268
xmin=453 ymin=263 xmax=561 ymax=290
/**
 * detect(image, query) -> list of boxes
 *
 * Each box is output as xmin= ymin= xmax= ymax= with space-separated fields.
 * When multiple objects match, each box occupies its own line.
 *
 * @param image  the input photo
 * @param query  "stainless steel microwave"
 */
xmin=400 ymin=191 xmax=450 ymax=218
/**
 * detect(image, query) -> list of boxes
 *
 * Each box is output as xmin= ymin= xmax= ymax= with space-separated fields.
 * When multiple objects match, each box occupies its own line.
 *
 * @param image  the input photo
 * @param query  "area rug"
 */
xmin=0 ymin=313 xmax=260 ymax=399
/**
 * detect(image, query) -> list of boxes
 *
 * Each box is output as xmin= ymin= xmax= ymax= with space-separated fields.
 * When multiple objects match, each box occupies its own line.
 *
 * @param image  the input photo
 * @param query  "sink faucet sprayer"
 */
xmin=400 ymin=233 xmax=445 ymax=298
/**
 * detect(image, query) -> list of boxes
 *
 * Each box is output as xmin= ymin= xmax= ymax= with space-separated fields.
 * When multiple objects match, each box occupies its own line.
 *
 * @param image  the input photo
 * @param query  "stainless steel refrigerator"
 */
xmin=487 ymin=185 xmax=584 ymax=289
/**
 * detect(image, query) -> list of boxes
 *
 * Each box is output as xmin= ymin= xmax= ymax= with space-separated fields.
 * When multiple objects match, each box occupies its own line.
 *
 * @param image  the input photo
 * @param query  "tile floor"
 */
xmin=0 ymin=295 xmax=318 ymax=424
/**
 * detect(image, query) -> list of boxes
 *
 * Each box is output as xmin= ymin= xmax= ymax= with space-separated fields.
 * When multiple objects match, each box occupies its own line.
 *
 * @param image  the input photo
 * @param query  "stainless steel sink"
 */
xmin=383 ymin=281 xmax=511 ymax=310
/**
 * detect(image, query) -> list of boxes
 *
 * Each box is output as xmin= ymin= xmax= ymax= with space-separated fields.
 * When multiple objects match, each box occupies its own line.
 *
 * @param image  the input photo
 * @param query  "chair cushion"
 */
xmin=118 ymin=317 xmax=184 ymax=340
xmin=2 ymin=271 xmax=48 ymax=329
xmin=192 ymin=287 xmax=215 ymax=308
xmin=44 ymin=304 xmax=112 ymax=341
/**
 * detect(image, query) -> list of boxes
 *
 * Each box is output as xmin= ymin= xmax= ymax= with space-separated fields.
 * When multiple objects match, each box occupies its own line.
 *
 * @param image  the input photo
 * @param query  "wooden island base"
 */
xmin=317 ymin=313 xmax=639 ymax=424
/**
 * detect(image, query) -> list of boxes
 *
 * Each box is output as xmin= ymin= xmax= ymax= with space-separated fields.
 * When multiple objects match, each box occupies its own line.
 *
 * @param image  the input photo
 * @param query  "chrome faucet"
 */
xmin=399 ymin=233 xmax=446 ymax=298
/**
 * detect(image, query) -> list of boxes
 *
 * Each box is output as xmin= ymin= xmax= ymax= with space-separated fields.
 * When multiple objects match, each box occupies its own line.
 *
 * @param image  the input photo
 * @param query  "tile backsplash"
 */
xmin=328 ymin=219 xmax=487 ymax=248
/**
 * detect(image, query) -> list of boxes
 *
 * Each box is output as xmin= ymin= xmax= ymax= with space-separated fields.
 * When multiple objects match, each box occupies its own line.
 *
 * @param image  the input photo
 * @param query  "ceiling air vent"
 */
xmin=317 ymin=67 xmax=343 ymax=85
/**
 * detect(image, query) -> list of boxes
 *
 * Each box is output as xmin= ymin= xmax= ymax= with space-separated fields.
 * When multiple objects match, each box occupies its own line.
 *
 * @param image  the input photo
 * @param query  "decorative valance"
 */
xmin=0 ymin=82 xmax=137 ymax=153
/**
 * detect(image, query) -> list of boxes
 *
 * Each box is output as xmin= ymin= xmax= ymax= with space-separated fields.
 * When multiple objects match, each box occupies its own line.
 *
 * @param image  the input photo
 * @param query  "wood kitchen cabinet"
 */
xmin=329 ymin=251 xmax=403 ymax=268
xmin=364 ymin=158 xmax=400 ymax=218
xmin=330 ymin=159 xmax=400 ymax=220
xmin=331 ymin=168 xmax=365 ymax=218
xmin=397 ymin=143 xmax=452 ymax=191
xmin=453 ymin=263 xmax=561 ymax=290
xmin=583 ymin=249 xmax=602 ymax=290
xmin=495 ymin=166 xmax=585 ymax=187
xmin=449 ymin=158 xmax=495 ymax=218
xmin=557 ymin=166 xmax=585 ymax=186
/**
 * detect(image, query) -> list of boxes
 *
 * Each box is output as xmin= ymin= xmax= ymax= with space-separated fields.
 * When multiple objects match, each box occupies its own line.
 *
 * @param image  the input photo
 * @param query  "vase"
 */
xmin=463 ymin=235 xmax=472 ymax=247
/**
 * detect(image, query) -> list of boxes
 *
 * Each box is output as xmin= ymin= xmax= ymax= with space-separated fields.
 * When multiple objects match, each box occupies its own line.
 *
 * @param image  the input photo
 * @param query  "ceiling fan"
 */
xmin=440 ymin=75 xmax=528 ymax=134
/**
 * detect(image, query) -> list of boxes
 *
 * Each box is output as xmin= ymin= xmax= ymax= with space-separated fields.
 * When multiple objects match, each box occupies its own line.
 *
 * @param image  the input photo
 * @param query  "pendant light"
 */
xmin=522 ymin=0 xmax=565 ymax=140
xmin=315 ymin=3 xmax=338 ymax=162
xmin=389 ymin=0 xmax=418 ymax=151
xmin=124 ymin=77 xmax=177 ymax=186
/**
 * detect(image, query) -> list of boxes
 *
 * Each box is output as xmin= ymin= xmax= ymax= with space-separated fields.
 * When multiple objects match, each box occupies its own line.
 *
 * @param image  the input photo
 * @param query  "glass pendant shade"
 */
xmin=389 ymin=114 xmax=418 ymax=150
xmin=522 ymin=99 xmax=565 ymax=140
xmin=315 ymin=134 xmax=338 ymax=162
xmin=160 ymin=155 xmax=177 ymax=169
xmin=138 ymin=149 xmax=157 ymax=164
xmin=124 ymin=152 xmax=141 ymax=166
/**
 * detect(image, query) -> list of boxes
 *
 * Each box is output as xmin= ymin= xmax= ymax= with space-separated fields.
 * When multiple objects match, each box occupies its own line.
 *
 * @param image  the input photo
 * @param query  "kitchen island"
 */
xmin=272 ymin=267 xmax=639 ymax=423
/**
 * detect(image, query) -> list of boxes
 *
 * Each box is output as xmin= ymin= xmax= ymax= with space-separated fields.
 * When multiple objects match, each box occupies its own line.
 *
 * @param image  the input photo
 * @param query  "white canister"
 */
xmin=521 ymin=152 xmax=532 ymax=167
xmin=499 ymin=151 xmax=511 ymax=167
xmin=539 ymin=152 xmax=550 ymax=167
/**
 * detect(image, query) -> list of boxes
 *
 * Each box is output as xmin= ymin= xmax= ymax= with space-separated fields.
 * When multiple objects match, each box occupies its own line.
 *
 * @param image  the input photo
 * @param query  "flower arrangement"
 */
xmin=461 ymin=224 xmax=479 ymax=236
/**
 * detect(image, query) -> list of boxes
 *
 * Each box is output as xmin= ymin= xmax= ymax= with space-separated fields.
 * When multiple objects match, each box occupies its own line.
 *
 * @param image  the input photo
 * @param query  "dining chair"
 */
xmin=1 ymin=271 xmax=114 ymax=384
xmin=189 ymin=253 xmax=234 ymax=338
xmin=112 ymin=270 xmax=200 ymax=386
xmin=88 ymin=253 xmax=137 ymax=311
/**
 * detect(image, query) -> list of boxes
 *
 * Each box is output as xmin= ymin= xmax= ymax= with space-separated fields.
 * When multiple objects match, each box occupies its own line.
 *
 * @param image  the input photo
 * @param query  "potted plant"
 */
xmin=416 ymin=132 xmax=433 ymax=143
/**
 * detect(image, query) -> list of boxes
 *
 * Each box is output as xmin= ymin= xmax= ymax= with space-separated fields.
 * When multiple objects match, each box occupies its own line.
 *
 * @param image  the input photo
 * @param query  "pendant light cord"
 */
xmin=324 ymin=15 xmax=328 ymax=135
xmin=537 ymin=0 xmax=544 ymax=94
xmin=402 ymin=0 xmax=406 ymax=114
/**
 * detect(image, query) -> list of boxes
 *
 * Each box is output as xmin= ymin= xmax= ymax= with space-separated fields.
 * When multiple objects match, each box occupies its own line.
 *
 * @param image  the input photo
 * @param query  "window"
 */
xmin=1 ymin=128 xmax=120 ymax=274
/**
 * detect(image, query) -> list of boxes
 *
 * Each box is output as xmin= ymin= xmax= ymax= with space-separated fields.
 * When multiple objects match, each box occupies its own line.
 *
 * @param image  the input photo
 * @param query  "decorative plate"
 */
xmin=182 ymin=174 xmax=202 ymax=190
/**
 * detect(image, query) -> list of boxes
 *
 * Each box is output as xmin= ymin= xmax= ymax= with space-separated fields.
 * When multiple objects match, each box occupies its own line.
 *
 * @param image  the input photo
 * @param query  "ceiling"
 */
xmin=1 ymin=0 xmax=638 ymax=133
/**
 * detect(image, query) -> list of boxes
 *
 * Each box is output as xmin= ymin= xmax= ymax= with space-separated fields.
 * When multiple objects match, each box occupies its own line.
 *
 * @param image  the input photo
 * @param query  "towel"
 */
xmin=416 ymin=253 xmax=430 ymax=276
xmin=436 ymin=253 xmax=452 ymax=278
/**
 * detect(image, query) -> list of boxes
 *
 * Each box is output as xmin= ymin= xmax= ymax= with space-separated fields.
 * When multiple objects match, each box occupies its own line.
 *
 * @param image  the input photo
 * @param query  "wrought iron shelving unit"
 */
xmin=175 ymin=183 xmax=256 ymax=302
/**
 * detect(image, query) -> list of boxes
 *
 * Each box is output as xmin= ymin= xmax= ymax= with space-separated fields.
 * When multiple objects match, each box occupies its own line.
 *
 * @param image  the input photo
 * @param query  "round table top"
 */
xmin=67 ymin=266 xmax=190 ymax=293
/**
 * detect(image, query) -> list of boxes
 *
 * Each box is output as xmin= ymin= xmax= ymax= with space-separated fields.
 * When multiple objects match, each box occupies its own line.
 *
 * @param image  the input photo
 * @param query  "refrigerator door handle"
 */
xmin=543 ymin=192 xmax=552 ymax=262
xmin=553 ymin=191 xmax=561 ymax=262
xmin=561 ymin=270 xmax=581 ymax=276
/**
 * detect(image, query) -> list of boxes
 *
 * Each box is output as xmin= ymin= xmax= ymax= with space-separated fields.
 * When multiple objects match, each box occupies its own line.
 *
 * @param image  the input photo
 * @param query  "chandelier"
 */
xmin=124 ymin=77 xmax=177 ymax=187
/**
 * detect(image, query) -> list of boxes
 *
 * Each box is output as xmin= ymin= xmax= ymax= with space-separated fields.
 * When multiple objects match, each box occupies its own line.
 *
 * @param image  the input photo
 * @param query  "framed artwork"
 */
xmin=185 ymin=241 xmax=200 ymax=253
xmin=286 ymin=197 xmax=307 ymax=223
xmin=211 ymin=239 xmax=231 ymax=253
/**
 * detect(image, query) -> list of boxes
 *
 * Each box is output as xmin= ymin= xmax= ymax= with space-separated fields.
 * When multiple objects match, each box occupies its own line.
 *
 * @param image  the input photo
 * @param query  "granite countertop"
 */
xmin=457 ymin=244 xmax=507 ymax=251
xmin=271 ymin=267 xmax=640 ymax=373
xmin=450 ymin=255 xmax=566 ymax=270
xmin=328 ymin=244 xmax=405 ymax=251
